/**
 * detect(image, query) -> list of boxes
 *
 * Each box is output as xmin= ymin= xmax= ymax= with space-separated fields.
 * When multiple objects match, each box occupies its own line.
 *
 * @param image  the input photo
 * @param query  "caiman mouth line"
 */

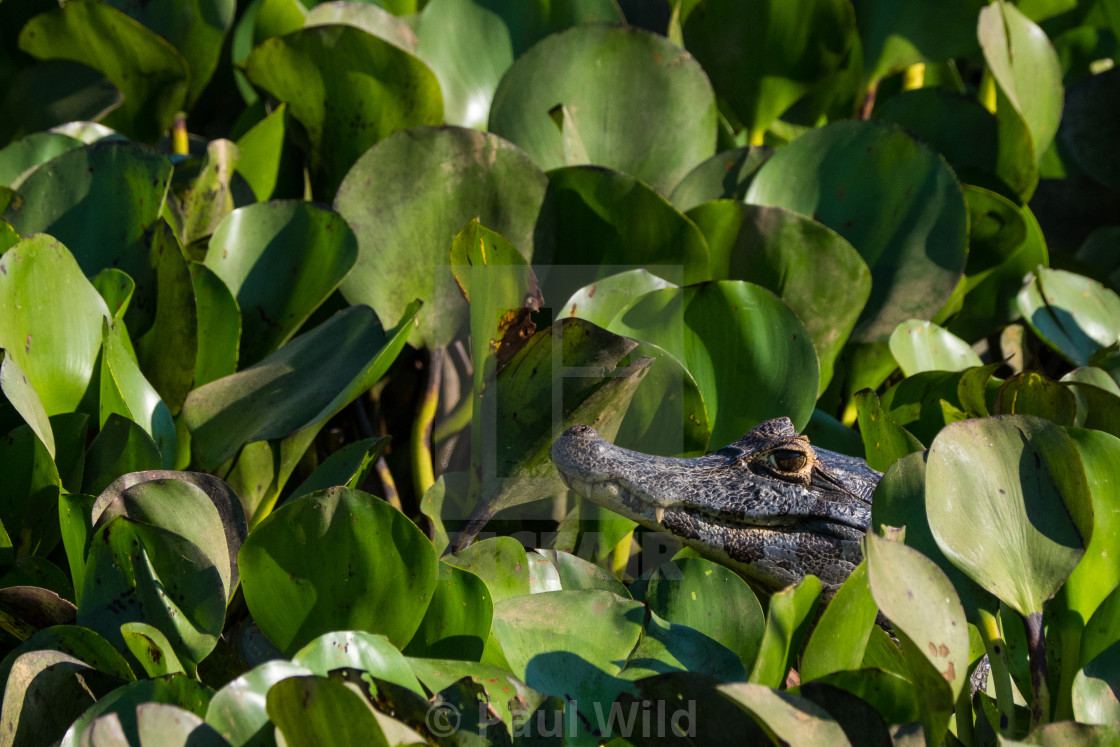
xmin=571 ymin=475 xmax=866 ymax=542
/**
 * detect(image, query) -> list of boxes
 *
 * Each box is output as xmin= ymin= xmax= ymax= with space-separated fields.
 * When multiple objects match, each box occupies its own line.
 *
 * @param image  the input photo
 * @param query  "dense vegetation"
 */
xmin=0 ymin=0 xmax=1119 ymax=744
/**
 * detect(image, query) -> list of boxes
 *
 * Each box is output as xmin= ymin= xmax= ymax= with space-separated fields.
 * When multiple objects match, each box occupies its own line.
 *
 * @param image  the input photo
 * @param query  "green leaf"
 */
xmin=1 ymin=141 xmax=172 ymax=332
xmin=1018 ymin=268 xmax=1120 ymax=366
xmin=0 ymin=422 xmax=62 ymax=557
xmin=489 ymin=25 xmax=718 ymax=195
xmin=334 ymin=126 xmax=547 ymax=348
xmin=748 ymin=576 xmax=821 ymax=688
xmin=490 ymin=589 xmax=644 ymax=741
xmin=0 ymin=235 xmax=109 ymax=415
xmin=889 ymin=319 xmax=982 ymax=376
xmin=0 ymin=60 xmax=121 ymax=146
xmin=239 ymin=487 xmax=437 ymax=654
xmin=539 ymin=165 xmax=712 ymax=303
xmin=745 ymin=120 xmax=968 ymax=342
xmin=0 ymin=354 xmax=54 ymax=459
xmin=414 ymin=0 xmax=512 ymax=128
xmin=173 ymin=139 xmax=242 ymax=248
xmin=682 ymin=0 xmax=855 ymax=135
xmin=442 ymin=537 xmax=530 ymax=604
xmin=0 ymin=642 xmax=131 ymax=747
xmin=408 ymin=657 xmax=548 ymax=731
xmin=105 ymin=0 xmax=235 ymax=106
xmin=100 ymin=320 xmax=177 ymax=469
xmin=286 ymin=436 xmax=388 ymax=503
xmin=291 ymin=631 xmax=423 ymax=695
xmin=244 ymin=24 xmax=443 ymax=198
xmin=233 ymin=103 xmax=293 ymax=203
xmin=534 ymin=549 xmax=629 ymax=597
xmin=804 ymin=668 xmax=920 ymax=726
xmin=717 ymin=683 xmax=851 ymax=745
xmin=305 ymin=1 xmax=419 ymax=52
xmin=0 ymin=132 xmax=83 ymax=188
xmin=120 ymin=621 xmax=186 ymax=677
xmin=81 ymin=414 xmax=163 ymax=496
xmin=92 ymin=471 xmax=247 ymax=603
xmin=205 ymin=201 xmax=359 ymax=366
xmin=60 ymin=675 xmax=212 ymax=747
xmin=864 ymin=532 xmax=968 ymax=745
xmin=77 ymin=516 xmax=226 ymax=667
xmin=1061 ymin=67 xmax=1120 ymax=194
xmin=135 ymin=221 xmax=198 ymax=414
xmin=1057 ymin=430 xmax=1120 ymax=630
xmin=927 ymin=415 xmax=1093 ymax=617
xmin=993 ymin=371 xmax=1077 ymax=425
xmin=669 ymin=147 xmax=774 ymax=213
xmin=688 ymin=200 xmax=871 ymax=394
xmin=18 ymin=0 xmax=189 ymax=142
xmin=643 ymin=557 xmax=764 ymax=675
xmin=449 ymin=218 xmax=539 ymax=395
xmin=610 ymin=281 xmax=819 ymax=446
xmin=854 ymin=0 xmax=985 ymax=84
xmin=978 ymin=1 xmax=1064 ymax=159
xmin=181 ymin=304 xmax=416 ymax=471
xmin=267 ymin=676 xmax=390 ymax=747
xmin=875 ymin=87 xmax=1038 ymax=203
xmin=800 ymin=561 xmax=878 ymax=682
xmin=404 ymin=562 xmax=493 ymax=660
xmin=189 ymin=262 xmax=241 ymax=387
xmin=558 ymin=270 xmax=676 ymax=331
xmin=203 ymin=659 xmax=314 ymax=746
xmin=621 ymin=609 xmax=748 ymax=682
xmin=59 ymin=493 xmax=95 ymax=602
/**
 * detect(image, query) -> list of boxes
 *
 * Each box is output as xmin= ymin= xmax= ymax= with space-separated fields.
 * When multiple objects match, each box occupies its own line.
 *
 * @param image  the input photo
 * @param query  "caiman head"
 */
xmin=549 ymin=417 xmax=881 ymax=591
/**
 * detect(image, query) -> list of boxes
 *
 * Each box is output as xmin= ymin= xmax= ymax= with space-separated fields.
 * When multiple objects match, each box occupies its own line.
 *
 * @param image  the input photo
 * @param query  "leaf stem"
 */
xmin=433 ymin=394 xmax=473 ymax=444
xmin=411 ymin=347 xmax=445 ymax=499
xmin=1025 ymin=612 xmax=1051 ymax=727
xmin=954 ymin=669 xmax=975 ymax=746
xmin=977 ymin=607 xmax=1016 ymax=736
xmin=747 ymin=128 xmax=766 ymax=147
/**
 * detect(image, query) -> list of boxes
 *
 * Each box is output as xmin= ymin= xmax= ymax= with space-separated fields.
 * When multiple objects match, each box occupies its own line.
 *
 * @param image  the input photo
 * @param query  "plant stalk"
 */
xmin=411 ymin=347 xmax=445 ymax=500
xmin=1025 ymin=612 xmax=1051 ymax=728
xmin=977 ymin=607 xmax=1016 ymax=736
xmin=747 ymin=128 xmax=766 ymax=147
xmin=954 ymin=667 xmax=975 ymax=746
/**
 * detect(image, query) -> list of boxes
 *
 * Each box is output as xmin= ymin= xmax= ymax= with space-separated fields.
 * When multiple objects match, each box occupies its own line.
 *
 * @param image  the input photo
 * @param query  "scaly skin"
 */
xmin=550 ymin=417 xmax=881 ymax=590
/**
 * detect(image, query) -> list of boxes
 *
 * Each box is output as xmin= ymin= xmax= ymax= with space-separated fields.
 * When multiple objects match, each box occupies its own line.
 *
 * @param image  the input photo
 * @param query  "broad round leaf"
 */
xmin=18 ymin=0 xmax=189 ymax=142
xmin=205 ymin=201 xmax=359 ymax=366
xmin=77 ymin=516 xmax=227 ymax=666
xmin=60 ymin=675 xmax=212 ymax=747
xmin=1 ymin=141 xmax=172 ymax=331
xmin=0 ymin=132 xmax=83 ymax=188
xmin=1018 ymin=268 xmax=1120 ymax=366
xmin=669 ymin=146 xmax=774 ymax=213
xmin=489 ymin=25 xmax=718 ymax=195
xmin=889 ymin=319 xmax=982 ymax=376
xmin=682 ymin=0 xmax=855 ymax=135
xmin=716 ymin=683 xmax=850 ymax=745
xmin=875 ymin=88 xmax=1037 ymax=203
xmin=538 ymin=164 xmax=711 ymax=305
xmin=442 ymin=536 xmax=530 ymax=604
xmin=745 ymin=120 xmax=968 ymax=342
xmin=0 ymin=235 xmax=109 ymax=414
xmin=644 ymin=557 xmax=764 ymax=673
xmin=864 ymin=532 xmax=968 ymax=740
xmin=558 ymin=269 xmax=676 ymax=331
xmin=979 ymin=1 xmax=1064 ymax=159
xmin=0 ymin=60 xmax=121 ymax=146
xmin=688 ymin=200 xmax=871 ymax=394
xmin=404 ymin=562 xmax=493 ymax=660
xmin=927 ymin=416 xmax=1094 ymax=616
xmin=305 ymin=1 xmax=419 ymax=52
xmin=292 ymin=631 xmax=423 ymax=695
xmin=1061 ymin=66 xmax=1120 ymax=194
xmin=609 ymin=281 xmax=819 ymax=445
xmin=799 ymin=561 xmax=878 ymax=683
xmin=267 ymin=676 xmax=389 ymax=747
xmin=204 ymin=660 xmax=313 ymax=746
xmin=334 ymin=126 xmax=547 ymax=348
xmin=854 ymin=0 xmax=985 ymax=84
xmin=622 ymin=609 xmax=747 ymax=682
xmin=238 ymin=487 xmax=437 ymax=654
xmin=993 ymin=371 xmax=1077 ymax=425
xmin=105 ymin=0 xmax=235 ymax=107
xmin=245 ymin=24 xmax=443 ymax=198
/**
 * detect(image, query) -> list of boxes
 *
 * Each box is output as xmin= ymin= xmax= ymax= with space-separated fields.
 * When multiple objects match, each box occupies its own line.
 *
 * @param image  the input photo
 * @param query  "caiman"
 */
xmin=549 ymin=417 xmax=881 ymax=591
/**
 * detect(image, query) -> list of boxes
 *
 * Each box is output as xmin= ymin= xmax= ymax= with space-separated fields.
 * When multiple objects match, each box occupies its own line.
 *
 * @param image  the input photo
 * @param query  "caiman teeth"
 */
xmin=653 ymin=506 xmax=665 ymax=524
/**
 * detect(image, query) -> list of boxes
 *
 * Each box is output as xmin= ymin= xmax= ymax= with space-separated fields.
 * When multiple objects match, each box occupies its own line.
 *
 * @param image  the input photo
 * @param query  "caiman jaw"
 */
xmin=550 ymin=420 xmax=881 ymax=590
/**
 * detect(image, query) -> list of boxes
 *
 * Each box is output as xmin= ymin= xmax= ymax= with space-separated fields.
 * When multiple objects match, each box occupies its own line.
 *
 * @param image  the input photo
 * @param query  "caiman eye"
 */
xmin=770 ymin=449 xmax=808 ymax=473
